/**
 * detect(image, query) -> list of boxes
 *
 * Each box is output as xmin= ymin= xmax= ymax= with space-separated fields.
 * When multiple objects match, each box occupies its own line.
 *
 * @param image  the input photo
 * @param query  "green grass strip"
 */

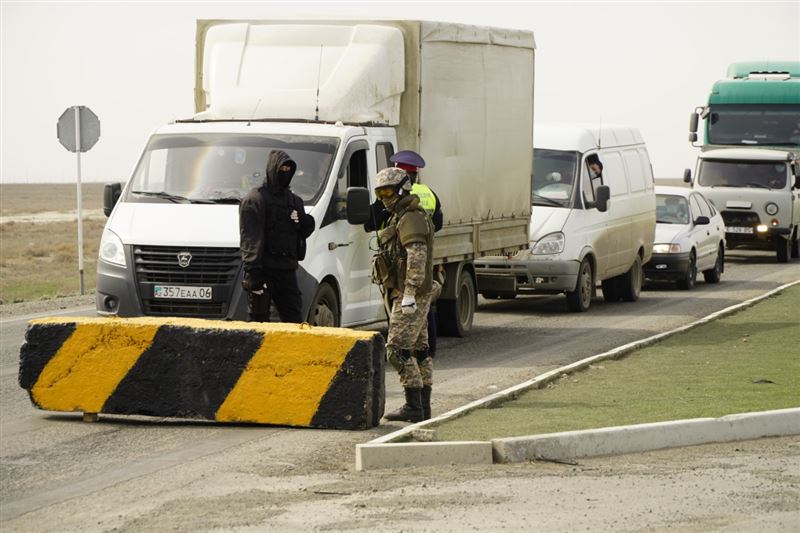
xmin=433 ymin=285 xmax=800 ymax=442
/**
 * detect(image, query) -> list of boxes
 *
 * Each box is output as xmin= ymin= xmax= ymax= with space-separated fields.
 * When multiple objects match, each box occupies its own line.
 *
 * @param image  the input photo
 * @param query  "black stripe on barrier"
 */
xmin=310 ymin=338 xmax=376 ymax=430
xmin=101 ymin=326 xmax=263 ymax=419
xmin=371 ymin=335 xmax=386 ymax=428
xmin=18 ymin=323 xmax=77 ymax=390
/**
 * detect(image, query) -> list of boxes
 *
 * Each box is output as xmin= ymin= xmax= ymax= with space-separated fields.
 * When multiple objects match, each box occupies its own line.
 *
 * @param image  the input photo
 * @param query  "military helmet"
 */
xmin=390 ymin=150 xmax=426 ymax=169
xmin=374 ymin=167 xmax=411 ymax=192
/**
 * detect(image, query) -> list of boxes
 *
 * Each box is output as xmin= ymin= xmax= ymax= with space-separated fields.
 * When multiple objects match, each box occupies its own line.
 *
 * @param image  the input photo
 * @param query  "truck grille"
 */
xmin=134 ymin=245 xmax=241 ymax=318
xmin=721 ymin=211 xmax=760 ymax=227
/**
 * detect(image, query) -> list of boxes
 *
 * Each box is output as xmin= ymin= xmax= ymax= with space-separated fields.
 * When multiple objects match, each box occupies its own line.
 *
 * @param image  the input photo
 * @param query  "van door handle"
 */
xmin=328 ymin=242 xmax=352 ymax=250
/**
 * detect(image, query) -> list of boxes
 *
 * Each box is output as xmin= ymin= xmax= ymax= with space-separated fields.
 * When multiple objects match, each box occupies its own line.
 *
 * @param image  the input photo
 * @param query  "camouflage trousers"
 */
xmin=386 ymin=291 xmax=434 ymax=389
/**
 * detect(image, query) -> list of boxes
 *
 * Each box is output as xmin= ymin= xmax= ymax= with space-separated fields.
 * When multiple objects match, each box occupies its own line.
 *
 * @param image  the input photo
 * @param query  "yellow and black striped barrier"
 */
xmin=19 ymin=316 xmax=385 ymax=429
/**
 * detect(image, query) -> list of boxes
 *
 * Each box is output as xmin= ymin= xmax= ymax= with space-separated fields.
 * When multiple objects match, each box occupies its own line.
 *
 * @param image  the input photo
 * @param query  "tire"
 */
xmin=481 ymin=291 xmax=516 ymax=300
xmin=620 ymin=255 xmax=643 ymax=301
xmin=566 ymin=258 xmax=593 ymax=312
xmin=790 ymin=229 xmax=799 ymax=259
xmin=601 ymin=277 xmax=621 ymax=302
xmin=676 ymin=251 xmax=696 ymax=290
xmin=776 ymin=236 xmax=790 ymax=263
xmin=306 ymin=282 xmax=340 ymax=327
xmin=702 ymin=245 xmax=723 ymax=284
xmin=437 ymin=269 xmax=475 ymax=337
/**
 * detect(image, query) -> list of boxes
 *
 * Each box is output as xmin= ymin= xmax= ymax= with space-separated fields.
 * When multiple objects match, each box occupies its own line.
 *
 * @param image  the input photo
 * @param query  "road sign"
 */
xmin=57 ymin=106 xmax=100 ymax=153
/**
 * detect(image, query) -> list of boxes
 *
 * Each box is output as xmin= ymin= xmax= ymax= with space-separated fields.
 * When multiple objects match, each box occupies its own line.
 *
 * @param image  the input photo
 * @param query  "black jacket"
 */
xmin=240 ymin=150 xmax=315 ymax=271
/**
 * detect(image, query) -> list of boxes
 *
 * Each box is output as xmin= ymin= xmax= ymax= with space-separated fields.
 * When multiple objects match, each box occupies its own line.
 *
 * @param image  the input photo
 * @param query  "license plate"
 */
xmin=153 ymin=285 xmax=212 ymax=300
xmin=725 ymin=226 xmax=753 ymax=234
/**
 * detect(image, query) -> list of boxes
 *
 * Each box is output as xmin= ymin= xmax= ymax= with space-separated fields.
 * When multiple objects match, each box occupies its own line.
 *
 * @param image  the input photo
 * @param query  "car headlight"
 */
xmin=99 ymin=228 xmax=126 ymax=267
xmin=653 ymin=243 xmax=681 ymax=254
xmin=531 ymin=232 xmax=565 ymax=255
xmin=765 ymin=202 xmax=779 ymax=216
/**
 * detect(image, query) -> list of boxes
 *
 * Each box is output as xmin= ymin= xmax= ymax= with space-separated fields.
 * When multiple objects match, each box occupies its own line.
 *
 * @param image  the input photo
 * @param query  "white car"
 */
xmin=644 ymin=186 xmax=726 ymax=289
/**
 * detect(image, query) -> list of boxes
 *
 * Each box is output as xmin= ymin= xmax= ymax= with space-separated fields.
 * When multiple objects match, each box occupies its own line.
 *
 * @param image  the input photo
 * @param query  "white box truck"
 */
xmin=97 ymin=20 xmax=534 ymax=336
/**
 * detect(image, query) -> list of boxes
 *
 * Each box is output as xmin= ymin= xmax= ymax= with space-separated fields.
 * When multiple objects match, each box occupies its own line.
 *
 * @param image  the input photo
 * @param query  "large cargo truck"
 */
xmin=685 ymin=61 xmax=800 ymax=262
xmin=96 ymin=20 xmax=534 ymax=336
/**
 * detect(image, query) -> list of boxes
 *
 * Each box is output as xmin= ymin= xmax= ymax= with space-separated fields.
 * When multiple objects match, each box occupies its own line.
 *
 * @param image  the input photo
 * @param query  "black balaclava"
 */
xmin=265 ymin=150 xmax=297 ymax=192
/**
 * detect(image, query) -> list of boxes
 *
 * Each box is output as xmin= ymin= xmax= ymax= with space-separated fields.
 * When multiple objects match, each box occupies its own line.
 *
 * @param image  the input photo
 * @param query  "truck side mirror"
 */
xmin=683 ymin=168 xmax=692 ymax=184
xmin=694 ymin=215 xmax=710 ymax=226
xmin=103 ymin=182 xmax=122 ymax=217
xmin=345 ymin=187 xmax=371 ymax=225
xmin=689 ymin=112 xmax=699 ymax=133
xmin=595 ymin=185 xmax=610 ymax=212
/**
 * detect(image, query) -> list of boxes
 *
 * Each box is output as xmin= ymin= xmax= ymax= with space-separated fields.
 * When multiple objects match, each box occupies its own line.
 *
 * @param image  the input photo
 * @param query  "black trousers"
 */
xmin=247 ymin=269 xmax=303 ymax=323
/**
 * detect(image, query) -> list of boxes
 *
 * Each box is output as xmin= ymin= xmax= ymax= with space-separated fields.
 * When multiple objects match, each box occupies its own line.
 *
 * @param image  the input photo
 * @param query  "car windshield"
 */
xmin=707 ymin=104 xmax=800 ymax=146
xmin=697 ymin=159 xmax=788 ymax=189
xmin=656 ymin=194 xmax=690 ymax=225
xmin=532 ymin=149 xmax=579 ymax=207
xmin=127 ymin=133 xmax=339 ymax=205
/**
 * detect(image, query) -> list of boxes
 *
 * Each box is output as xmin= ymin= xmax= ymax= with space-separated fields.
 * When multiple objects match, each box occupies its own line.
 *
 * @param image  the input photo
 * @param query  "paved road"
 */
xmin=1 ymin=250 xmax=798 ymax=531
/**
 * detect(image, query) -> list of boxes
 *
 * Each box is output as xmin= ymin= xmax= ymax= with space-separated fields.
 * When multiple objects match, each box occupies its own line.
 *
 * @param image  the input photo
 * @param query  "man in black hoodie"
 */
xmin=239 ymin=150 xmax=315 ymax=322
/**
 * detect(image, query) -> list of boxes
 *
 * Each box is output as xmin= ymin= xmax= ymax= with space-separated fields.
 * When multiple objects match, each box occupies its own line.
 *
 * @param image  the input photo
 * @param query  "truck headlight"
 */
xmin=765 ymin=202 xmax=779 ymax=216
xmin=531 ymin=232 xmax=565 ymax=255
xmin=99 ymin=228 xmax=126 ymax=267
xmin=653 ymin=243 xmax=681 ymax=254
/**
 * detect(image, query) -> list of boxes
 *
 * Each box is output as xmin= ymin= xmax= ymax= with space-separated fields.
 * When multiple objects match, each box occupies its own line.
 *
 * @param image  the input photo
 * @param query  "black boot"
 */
xmin=384 ymin=387 xmax=423 ymax=423
xmin=421 ymin=386 xmax=432 ymax=420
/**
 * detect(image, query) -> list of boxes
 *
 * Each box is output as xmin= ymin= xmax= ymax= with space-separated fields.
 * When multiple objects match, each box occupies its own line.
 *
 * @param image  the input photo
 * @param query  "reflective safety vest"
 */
xmin=411 ymin=183 xmax=437 ymax=214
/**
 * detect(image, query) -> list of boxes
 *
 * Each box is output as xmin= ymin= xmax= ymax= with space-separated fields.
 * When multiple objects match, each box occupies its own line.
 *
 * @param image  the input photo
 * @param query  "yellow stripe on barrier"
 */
xmin=216 ymin=330 xmax=357 ymax=425
xmin=31 ymin=323 xmax=159 ymax=412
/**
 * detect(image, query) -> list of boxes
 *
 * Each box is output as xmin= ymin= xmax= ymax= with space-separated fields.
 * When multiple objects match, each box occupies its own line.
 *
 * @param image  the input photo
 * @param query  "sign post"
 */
xmin=57 ymin=106 xmax=100 ymax=295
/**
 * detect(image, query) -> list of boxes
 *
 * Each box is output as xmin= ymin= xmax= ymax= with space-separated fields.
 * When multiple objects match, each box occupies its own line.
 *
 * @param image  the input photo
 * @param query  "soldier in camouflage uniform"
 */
xmin=372 ymin=167 xmax=439 ymax=423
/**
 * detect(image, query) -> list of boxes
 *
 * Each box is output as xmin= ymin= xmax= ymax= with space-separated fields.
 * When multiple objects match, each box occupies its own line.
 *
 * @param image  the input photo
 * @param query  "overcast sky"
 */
xmin=1 ymin=1 xmax=798 ymax=183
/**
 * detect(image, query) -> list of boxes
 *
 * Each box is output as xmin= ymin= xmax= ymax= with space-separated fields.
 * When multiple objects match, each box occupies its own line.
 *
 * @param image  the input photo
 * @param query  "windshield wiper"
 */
xmin=131 ymin=191 xmax=213 ymax=204
xmin=745 ymin=182 xmax=771 ymax=190
xmin=741 ymin=140 xmax=758 ymax=145
xmin=532 ymin=194 xmax=564 ymax=207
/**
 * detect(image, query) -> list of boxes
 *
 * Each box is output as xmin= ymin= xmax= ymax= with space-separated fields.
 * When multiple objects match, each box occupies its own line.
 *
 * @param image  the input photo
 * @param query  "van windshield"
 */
xmin=532 ymin=149 xmax=579 ymax=208
xmin=127 ymin=133 xmax=339 ymax=205
xmin=697 ymin=159 xmax=788 ymax=190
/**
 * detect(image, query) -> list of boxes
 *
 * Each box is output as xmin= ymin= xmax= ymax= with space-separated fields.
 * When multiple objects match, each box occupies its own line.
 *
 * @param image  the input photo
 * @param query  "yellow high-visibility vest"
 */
xmin=412 ymin=183 xmax=437 ymax=214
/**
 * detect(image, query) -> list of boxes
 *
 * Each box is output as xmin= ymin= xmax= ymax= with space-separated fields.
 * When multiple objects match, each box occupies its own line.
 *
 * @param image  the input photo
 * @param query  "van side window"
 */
xmin=581 ymin=164 xmax=596 ymax=205
xmin=603 ymin=152 xmax=628 ymax=197
xmin=344 ymin=149 xmax=368 ymax=190
xmin=637 ymin=148 xmax=655 ymax=191
xmin=375 ymin=143 xmax=394 ymax=173
xmin=582 ymin=153 xmax=603 ymax=206
xmin=622 ymin=150 xmax=646 ymax=192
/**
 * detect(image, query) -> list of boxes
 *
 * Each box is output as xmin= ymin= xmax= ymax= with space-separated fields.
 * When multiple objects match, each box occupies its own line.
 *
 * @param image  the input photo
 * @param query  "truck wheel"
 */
xmin=307 ymin=283 xmax=340 ymax=327
xmin=677 ymin=251 xmax=696 ymax=290
xmin=776 ymin=236 xmax=790 ymax=263
xmin=438 ymin=269 xmax=475 ymax=337
xmin=620 ymin=256 xmax=643 ymax=301
xmin=566 ymin=258 xmax=593 ymax=312
xmin=702 ymin=245 xmax=723 ymax=283
xmin=601 ymin=277 xmax=621 ymax=302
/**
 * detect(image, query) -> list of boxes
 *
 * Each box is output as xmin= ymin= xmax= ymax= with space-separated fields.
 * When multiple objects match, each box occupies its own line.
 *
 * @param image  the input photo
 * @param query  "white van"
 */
xmin=475 ymin=124 xmax=656 ymax=311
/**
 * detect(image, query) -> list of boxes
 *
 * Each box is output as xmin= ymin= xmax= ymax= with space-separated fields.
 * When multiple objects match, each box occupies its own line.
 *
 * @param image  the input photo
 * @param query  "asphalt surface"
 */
xmin=1 ymin=249 xmax=798 ymax=531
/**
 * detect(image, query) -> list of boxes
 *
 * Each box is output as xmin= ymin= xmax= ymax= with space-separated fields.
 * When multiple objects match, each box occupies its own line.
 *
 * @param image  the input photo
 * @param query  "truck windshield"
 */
xmin=707 ymin=104 xmax=800 ymax=146
xmin=127 ymin=133 xmax=339 ymax=204
xmin=697 ymin=160 xmax=788 ymax=190
xmin=532 ymin=149 xmax=579 ymax=208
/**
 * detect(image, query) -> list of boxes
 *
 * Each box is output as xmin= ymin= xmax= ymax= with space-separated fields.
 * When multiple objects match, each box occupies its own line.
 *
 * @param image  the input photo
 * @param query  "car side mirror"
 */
xmin=103 ymin=182 xmax=122 ymax=217
xmin=683 ymin=169 xmax=692 ymax=184
xmin=694 ymin=215 xmax=710 ymax=226
xmin=346 ymin=187 xmax=371 ymax=225
xmin=595 ymin=185 xmax=610 ymax=212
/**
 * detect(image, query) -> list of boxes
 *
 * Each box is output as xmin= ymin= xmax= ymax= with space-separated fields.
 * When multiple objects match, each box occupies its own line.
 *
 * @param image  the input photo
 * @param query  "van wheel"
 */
xmin=620 ymin=256 xmax=643 ymax=301
xmin=776 ymin=236 xmax=790 ymax=263
xmin=702 ymin=245 xmax=723 ymax=283
xmin=566 ymin=259 xmax=593 ymax=312
xmin=602 ymin=277 xmax=621 ymax=302
xmin=677 ymin=252 xmax=696 ymax=290
xmin=438 ymin=269 xmax=475 ymax=337
xmin=307 ymin=283 xmax=340 ymax=327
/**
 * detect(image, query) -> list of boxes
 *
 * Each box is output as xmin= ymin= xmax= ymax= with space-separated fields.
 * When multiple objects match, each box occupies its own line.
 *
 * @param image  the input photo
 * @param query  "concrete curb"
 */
xmin=355 ymin=279 xmax=800 ymax=470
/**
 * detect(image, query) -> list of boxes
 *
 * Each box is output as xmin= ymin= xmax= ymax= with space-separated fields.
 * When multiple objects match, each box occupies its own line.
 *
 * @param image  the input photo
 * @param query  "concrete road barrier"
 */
xmin=19 ymin=316 xmax=385 ymax=429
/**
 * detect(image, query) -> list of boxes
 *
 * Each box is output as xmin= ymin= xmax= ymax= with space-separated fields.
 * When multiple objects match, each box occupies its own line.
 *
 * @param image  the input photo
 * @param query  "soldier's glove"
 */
xmin=242 ymin=269 xmax=267 ymax=295
xmin=290 ymin=209 xmax=299 ymax=223
xmin=401 ymin=294 xmax=417 ymax=314
xmin=386 ymin=346 xmax=403 ymax=373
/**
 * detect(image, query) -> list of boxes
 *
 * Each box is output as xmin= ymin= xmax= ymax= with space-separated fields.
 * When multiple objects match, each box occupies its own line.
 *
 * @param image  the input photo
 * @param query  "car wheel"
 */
xmin=620 ymin=255 xmax=643 ymax=302
xmin=566 ymin=258 xmax=593 ymax=312
xmin=601 ymin=277 xmax=621 ymax=302
xmin=307 ymin=282 xmax=340 ymax=327
xmin=677 ymin=251 xmax=697 ymax=290
xmin=702 ymin=245 xmax=723 ymax=283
